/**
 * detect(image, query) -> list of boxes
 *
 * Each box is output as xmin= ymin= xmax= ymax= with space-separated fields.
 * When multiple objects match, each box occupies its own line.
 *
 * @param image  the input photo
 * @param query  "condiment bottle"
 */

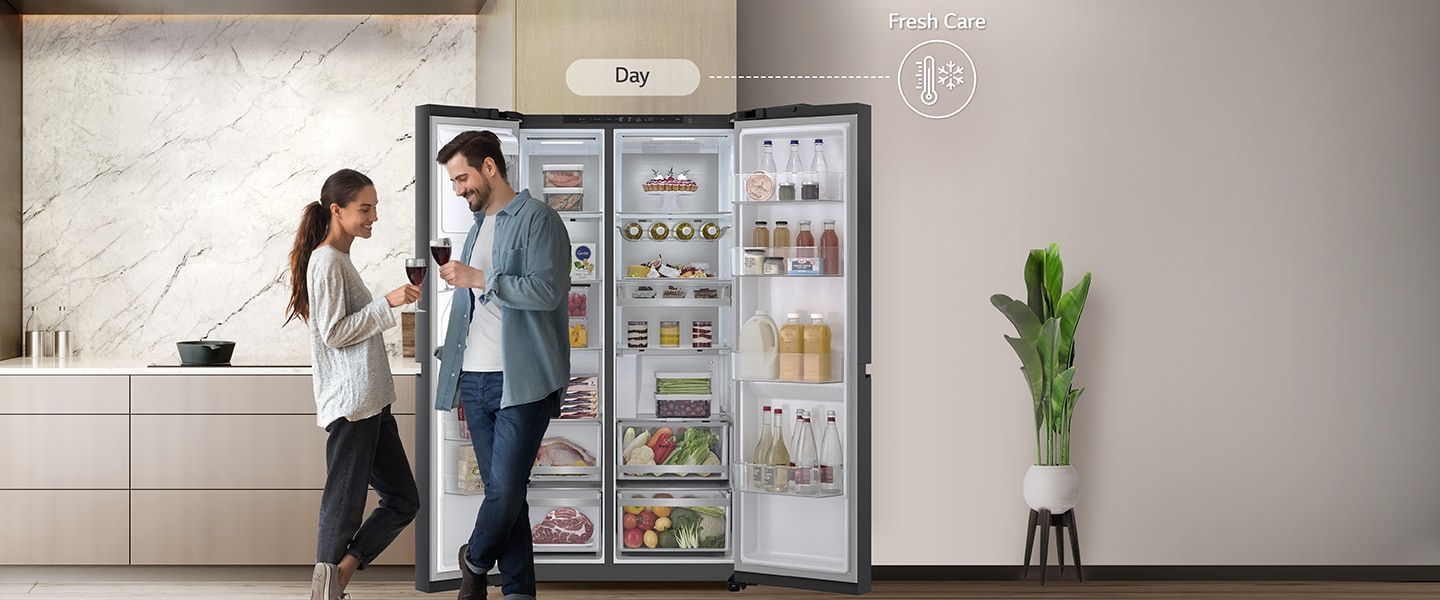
xmin=819 ymin=219 xmax=840 ymax=275
xmin=794 ymin=220 xmax=815 ymax=258
xmin=752 ymin=220 xmax=769 ymax=248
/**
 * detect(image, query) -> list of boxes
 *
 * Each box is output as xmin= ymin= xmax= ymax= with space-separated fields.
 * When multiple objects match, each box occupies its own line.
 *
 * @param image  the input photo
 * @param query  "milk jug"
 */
xmin=737 ymin=310 xmax=779 ymax=380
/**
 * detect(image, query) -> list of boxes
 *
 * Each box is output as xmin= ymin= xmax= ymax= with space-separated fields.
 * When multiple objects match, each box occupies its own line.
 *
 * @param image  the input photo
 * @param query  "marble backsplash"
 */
xmin=22 ymin=15 xmax=475 ymax=359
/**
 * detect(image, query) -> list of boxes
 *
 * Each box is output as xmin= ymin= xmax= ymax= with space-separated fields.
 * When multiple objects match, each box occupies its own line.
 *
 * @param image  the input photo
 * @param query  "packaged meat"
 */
xmin=543 ymin=189 xmax=584 ymax=212
xmin=542 ymin=164 xmax=584 ymax=188
xmin=531 ymin=507 xmax=595 ymax=545
xmin=534 ymin=437 xmax=597 ymax=467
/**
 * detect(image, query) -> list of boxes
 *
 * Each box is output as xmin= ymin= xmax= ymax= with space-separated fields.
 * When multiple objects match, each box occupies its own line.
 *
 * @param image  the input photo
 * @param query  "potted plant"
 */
xmin=991 ymin=243 xmax=1092 ymax=513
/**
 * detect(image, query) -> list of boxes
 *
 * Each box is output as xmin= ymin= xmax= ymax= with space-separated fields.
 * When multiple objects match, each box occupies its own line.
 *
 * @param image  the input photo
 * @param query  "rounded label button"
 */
xmin=565 ymin=59 xmax=701 ymax=96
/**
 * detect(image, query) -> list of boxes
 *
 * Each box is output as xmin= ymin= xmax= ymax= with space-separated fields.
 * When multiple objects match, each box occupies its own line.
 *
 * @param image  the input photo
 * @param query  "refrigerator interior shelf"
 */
xmin=732 ymin=199 xmax=844 ymax=206
xmin=732 ymin=377 xmax=846 ymax=386
xmin=616 ymin=229 xmax=731 ymax=242
xmin=620 ymin=277 xmax=731 ymax=285
xmin=616 ymin=297 xmax=731 ymax=308
xmin=734 ymin=273 xmax=845 ymax=279
xmin=618 ymin=347 xmax=732 ymax=356
xmin=534 ymin=541 xmax=601 ymax=553
xmin=444 ymin=489 xmax=484 ymax=497
xmin=559 ymin=211 xmax=604 ymax=221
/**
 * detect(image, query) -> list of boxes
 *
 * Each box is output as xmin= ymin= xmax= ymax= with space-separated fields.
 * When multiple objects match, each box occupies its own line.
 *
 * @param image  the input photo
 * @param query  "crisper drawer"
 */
xmin=616 ymin=489 xmax=730 ymax=556
xmin=617 ymin=420 xmax=728 ymax=480
xmin=529 ymin=488 xmax=603 ymax=556
xmin=533 ymin=420 xmax=603 ymax=481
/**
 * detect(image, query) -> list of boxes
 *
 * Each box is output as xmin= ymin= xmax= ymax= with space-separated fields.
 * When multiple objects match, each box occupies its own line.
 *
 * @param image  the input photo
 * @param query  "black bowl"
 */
xmin=176 ymin=340 xmax=236 ymax=365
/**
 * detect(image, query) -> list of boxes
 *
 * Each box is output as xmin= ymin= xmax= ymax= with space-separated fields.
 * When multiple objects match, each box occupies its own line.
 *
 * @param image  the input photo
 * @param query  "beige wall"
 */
xmin=739 ymin=0 xmax=1440 ymax=565
xmin=0 ymin=3 xmax=18 ymax=360
xmin=475 ymin=0 xmax=516 ymax=110
xmin=515 ymin=0 xmax=735 ymax=114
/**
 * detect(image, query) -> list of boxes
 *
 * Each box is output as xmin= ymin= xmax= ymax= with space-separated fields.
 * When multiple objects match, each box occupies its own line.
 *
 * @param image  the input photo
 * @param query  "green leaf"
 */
xmin=1050 ymin=366 xmax=1077 ymax=433
xmin=1005 ymin=336 xmax=1044 ymax=414
xmin=1069 ymin=387 xmax=1084 ymax=412
xmin=1024 ymin=249 xmax=1046 ymax=321
xmin=1043 ymin=243 xmax=1064 ymax=320
xmin=1055 ymin=272 xmax=1091 ymax=368
xmin=1035 ymin=318 xmax=1061 ymax=436
xmin=992 ymin=295 xmax=1041 ymax=341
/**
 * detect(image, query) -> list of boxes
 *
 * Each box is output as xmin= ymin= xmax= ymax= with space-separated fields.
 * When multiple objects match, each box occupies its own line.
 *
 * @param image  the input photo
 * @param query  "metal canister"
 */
xmin=54 ymin=330 xmax=72 ymax=357
xmin=24 ymin=330 xmax=43 ymax=358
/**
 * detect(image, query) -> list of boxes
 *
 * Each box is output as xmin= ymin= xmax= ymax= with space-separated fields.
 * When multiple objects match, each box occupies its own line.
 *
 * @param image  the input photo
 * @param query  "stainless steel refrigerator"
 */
xmin=411 ymin=103 xmax=871 ymax=594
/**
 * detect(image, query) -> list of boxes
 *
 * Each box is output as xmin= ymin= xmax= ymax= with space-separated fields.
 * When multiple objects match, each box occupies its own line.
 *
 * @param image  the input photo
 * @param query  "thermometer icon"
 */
xmin=919 ymin=56 xmax=938 ymax=106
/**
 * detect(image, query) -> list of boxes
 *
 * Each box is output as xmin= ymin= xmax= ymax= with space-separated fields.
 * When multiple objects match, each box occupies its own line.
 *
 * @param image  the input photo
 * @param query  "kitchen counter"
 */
xmin=0 ymin=355 xmax=422 ymax=375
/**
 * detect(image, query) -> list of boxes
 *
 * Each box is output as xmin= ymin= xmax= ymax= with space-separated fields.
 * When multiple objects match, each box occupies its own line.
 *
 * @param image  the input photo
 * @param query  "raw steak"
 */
xmin=531 ymin=508 xmax=594 ymax=544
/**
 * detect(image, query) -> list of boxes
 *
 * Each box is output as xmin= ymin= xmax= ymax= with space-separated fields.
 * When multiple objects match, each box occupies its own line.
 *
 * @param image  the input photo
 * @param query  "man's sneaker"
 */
xmin=457 ymin=544 xmax=486 ymax=600
xmin=311 ymin=562 xmax=341 ymax=600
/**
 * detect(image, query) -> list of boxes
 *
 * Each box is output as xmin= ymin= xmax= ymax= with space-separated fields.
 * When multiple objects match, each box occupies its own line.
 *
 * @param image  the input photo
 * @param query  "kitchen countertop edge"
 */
xmin=0 ymin=356 xmax=423 ymax=376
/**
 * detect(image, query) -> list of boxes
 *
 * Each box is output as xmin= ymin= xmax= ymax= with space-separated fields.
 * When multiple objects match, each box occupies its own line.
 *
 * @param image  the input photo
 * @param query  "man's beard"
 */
xmin=466 ymin=177 xmax=491 ymax=212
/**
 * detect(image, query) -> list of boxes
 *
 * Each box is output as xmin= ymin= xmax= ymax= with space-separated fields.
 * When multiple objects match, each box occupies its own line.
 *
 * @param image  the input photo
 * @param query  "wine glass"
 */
xmin=404 ymin=258 xmax=427 ymax=313
xmin=430 ymin=238 xmax=454 ymax=292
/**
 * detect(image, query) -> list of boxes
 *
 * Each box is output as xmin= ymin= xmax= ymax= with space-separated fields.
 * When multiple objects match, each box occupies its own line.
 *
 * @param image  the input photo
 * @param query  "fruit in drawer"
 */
xmin=622 ymin=512 xmax=638 ymax=530
xmin=623 ymin=504 xmax=644 ymax=515
xmin=652 ymin=505 xmax=672 ymax=518
xmin=653 ymin=516 xmax=671 ymax=532
xmin=638 ymin=510 xmax=657 ymax=531
xmin=623 ymin=528 xmax=644 ymax=549
xmin=643 ymin=530 xmax=659 ymax=549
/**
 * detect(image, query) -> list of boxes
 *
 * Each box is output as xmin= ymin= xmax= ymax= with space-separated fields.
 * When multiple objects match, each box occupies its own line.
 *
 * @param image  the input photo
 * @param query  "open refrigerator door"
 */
xmin=728 ymin=104 xmax=872 ymax=595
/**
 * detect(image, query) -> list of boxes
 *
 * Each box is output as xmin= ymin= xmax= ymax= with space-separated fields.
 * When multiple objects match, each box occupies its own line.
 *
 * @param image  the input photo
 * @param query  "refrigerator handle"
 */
xmin=865 ymin=363 xmax=873 ymax=376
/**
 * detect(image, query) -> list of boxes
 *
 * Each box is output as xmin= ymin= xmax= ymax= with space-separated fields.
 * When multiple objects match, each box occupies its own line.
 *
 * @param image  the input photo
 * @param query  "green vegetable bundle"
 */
xmin=656 ymin=377 xmax=711 ymax=395
xmin=662 ymin=427 xmax=720 ymax=466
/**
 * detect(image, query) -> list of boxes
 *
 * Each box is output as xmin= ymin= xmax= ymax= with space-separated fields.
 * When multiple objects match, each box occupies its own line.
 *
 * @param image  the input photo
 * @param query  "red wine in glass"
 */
xmin=404 ymin=258 xmax=427 ymax=312
xmin=431 ymin=244 xmax=452 ymax=265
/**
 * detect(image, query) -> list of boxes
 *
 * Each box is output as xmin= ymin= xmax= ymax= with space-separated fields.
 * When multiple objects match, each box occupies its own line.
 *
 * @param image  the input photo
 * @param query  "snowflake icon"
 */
xmin=938 ymin=61 xmax=965 ymax=90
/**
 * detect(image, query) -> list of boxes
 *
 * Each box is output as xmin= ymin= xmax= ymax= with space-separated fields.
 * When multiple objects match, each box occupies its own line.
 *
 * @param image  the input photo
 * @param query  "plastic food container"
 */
xmin=543 ymin=188 xmax=584 ymax=212
xmin=542 ymin=164 xmax=584 ymax=189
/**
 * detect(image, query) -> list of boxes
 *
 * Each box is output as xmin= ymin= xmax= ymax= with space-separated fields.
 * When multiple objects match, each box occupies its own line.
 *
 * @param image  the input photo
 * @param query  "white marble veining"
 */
xmin=21 ymin=16 xmax=475 ymax=358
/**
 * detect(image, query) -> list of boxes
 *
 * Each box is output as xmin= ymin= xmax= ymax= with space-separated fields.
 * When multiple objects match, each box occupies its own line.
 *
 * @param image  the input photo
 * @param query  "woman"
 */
xmin=285 ymin=168 xmax=421 ymax=600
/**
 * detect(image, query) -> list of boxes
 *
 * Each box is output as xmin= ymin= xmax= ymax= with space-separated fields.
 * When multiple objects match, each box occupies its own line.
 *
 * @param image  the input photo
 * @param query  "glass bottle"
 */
xmin=778 ymin=140 xmax=801 ymax=200
xmin=772 ymin=220 xmax=791 ymax=251
xmin=794 ymin=220 xmax=815 ymax=259
xmin=752 ymin=405 xmax=772 ymax=489
xmin=803 ymin=313 xmax=833 ymax=382
xmin=752 ymin=220 xmax=769 ymax=249
xmin=820 ymin=219 xmax=840 ymax=275
xmin=778 ymin=313 xmax=805 ymax=382
xmin=765 ymin=408 xmax=790 ymax=492
xmin=820 ymin=411 xmax=843 ymax=493
xmin=789 ymin=409 xmax=806 ymax=489
xmin=795 ymin=415 xmax=818 ymax=495
xmin=810 ymin=139 xmax=828 ymax=174
xmin=758 ymin=140 xmax=777 ymax=174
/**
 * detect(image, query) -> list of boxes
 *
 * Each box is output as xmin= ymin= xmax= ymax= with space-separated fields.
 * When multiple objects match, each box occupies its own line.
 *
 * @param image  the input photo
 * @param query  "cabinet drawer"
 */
xmin=0 ymin=415 xmax=128 ymax=489
xmin=131 ymin=375 xmax=314 ymax=414
xmin=131 ymin=414 xmax=416 ymax=489
xmin=0 ymin=490 xmax=128 ymax=564
xmin=131 ymin=490 xmax=414 ymax=565
xmin=0 ymin=376 xmax=128 ymax=414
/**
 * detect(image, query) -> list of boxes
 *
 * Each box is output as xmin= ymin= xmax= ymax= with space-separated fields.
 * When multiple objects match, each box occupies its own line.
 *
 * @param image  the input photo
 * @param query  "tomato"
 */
xmin=623 ymin=513 xmax=638 ymax=530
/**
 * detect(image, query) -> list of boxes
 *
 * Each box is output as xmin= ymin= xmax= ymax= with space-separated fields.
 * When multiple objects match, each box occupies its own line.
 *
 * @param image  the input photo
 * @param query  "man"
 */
xmin=434 ymin=130 xmax=571 ymax=600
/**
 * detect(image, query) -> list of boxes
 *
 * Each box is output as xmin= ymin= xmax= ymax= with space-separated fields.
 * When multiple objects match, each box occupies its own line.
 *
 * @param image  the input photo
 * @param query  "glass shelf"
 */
xmin=618 ymin=347 xmax=732 ymax=356
xmin=733 ymin=463 xmax=844 ymax=498
xmin=734 ymin=274 xmax=845 ymax=279
xmin=617 ymin=212 xmax=731 ymax=220
xmin=557 ymin=211 xmax=604 ymax=220
xmin=733 ymin=171 xmax=846 ymax=203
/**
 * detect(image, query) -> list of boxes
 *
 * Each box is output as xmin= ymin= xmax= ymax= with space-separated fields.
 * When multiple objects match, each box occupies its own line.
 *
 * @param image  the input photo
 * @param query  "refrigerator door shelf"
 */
xmin=732 ymin=463 xmax=843 ymax=499
xmin=617 ymin=347 xmax=732 ymax=356
xmin=732 ymin=172 xmax=846 ymax=204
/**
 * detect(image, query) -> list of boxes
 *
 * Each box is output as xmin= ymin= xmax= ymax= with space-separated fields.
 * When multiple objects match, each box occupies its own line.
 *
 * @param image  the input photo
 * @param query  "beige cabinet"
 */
xmin=0 ymin=414 xmax=129 ymax=489
xmin=0 ymin=372 xmax=419 ymax=566
xmin=131 ymin=489 xmax=415 ymax=565
xmin=0 ymin=490 xmax=129 ymax=565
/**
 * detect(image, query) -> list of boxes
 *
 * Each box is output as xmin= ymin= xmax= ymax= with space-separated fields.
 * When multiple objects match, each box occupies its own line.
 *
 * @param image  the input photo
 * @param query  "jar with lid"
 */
xmin=658 ymin=321 xmax=681 ymax=347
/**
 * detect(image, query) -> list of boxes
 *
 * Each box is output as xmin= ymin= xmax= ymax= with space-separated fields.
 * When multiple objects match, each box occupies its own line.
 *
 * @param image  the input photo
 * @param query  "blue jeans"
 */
xmin=459 ymin=371 xmax=561 ymax=597
xmin=317 ymin=405 xmax=419 ymax=568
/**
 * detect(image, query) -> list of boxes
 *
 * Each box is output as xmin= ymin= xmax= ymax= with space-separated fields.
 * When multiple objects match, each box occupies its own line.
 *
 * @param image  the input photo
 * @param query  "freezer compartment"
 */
xmin=617 ymin=421 xmax=728 ymax=479
xmin=733 ymin=171 xmax=846 ymax=204
xmin=529 ymin=488 xmax=604 ymax=556
xmin=532 ymin=421 xmax=603 ymax=481
xmin=616 ymin=489 xmax=730 ymax=556
xmin=733 ymin=463 xmax=842 ymax=499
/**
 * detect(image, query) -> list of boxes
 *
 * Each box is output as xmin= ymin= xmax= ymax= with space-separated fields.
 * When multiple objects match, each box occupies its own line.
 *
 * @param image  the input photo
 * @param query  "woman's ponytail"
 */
xmin=284 ymin=200 xmax=331 ymax=326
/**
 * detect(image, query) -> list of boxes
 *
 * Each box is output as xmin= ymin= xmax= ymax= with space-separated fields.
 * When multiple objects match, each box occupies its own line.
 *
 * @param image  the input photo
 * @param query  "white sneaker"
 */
xmin=310 ymin=562 xmax=341 ymax=600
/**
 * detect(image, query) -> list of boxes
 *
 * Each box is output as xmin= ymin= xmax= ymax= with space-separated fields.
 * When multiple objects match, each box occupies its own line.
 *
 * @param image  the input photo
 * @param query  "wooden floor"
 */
xmin=2 ymin=580 xmax=1439 ymax=599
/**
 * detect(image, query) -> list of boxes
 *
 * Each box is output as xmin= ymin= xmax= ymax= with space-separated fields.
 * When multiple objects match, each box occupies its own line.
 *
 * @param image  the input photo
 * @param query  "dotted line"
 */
xmin=709 ymin=75 xmax=891 ymax=79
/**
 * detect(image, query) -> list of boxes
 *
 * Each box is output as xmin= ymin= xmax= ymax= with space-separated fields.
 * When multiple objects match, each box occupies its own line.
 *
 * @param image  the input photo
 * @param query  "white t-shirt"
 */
xmin=462 ymin=216 xmax=504 ymax=372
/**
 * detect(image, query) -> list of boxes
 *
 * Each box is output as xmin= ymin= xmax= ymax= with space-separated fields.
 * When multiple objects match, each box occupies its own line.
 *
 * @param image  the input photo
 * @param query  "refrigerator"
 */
xmin=411 ymin=103 xmax=871 ymax=595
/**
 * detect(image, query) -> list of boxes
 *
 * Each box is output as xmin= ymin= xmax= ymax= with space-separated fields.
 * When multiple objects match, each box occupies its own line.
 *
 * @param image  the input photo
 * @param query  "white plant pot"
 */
xmin=1023 ymin=465 xmax=1080 ymax=513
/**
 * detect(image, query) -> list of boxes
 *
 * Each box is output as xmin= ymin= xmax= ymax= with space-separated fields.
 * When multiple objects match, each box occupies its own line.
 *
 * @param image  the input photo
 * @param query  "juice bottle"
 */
xmin=752 ymin=220 xmax=769 ymax=249
xmin=737 ymin=310 xmax=779 ymax=380
xmin=819 ymin=219 xmax=840 ymax=275
xmin=803 ymin=313 xmax=832 ymax=382
xmin=779 ymin=312 xmax=805 ymax=381
xmin=794 ymin=220 xmax=815 ymax=259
